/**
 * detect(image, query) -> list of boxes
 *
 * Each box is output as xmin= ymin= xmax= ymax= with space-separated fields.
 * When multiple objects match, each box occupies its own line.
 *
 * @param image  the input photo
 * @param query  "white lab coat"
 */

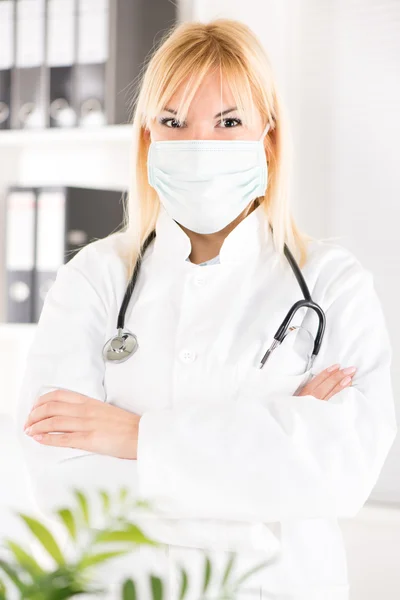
xmin=16 ymin=203 xmax=397 ymax=599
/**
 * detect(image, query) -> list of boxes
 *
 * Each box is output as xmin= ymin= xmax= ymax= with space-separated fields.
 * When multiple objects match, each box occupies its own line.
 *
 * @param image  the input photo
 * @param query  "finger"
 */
xmin=24 ymin=401 xmax=83 ymax=429
xmin=32 ymin=389 xmax=89 ymax=409
xmin=29 ymin=430 xmax=93 ymax=449
xmin=25 ymin=416 xmax=91 ymax=437
xmin=324 ymin=375 xmax=354 ymax=401
xmin=306 ymin=364 xmax=341 ymax=390
xmin=314 ymin=367 xmax=356 ymax=399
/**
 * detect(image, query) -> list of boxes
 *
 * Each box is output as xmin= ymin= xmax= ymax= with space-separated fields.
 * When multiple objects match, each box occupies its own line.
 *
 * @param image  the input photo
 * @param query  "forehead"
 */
xmin=165 ymin=70 xmax=237 ymax=115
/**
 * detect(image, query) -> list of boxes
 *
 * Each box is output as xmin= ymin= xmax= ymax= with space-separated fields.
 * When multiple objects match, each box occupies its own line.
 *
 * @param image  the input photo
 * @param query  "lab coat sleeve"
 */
xmin=136 ymin=247 xmax=398 ymax=522
xmin=15 ymin=243 xmax=138 ymax=520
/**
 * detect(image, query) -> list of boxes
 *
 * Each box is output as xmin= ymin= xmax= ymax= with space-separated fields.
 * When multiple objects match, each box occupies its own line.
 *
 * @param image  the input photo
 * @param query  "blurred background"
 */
xmin=0 ymin=1 xmax=399 ymax=598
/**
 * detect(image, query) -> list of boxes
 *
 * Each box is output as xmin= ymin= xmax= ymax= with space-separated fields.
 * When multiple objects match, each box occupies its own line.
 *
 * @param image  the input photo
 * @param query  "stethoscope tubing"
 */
xmin=103 ymin=228 xmax=326 ymax=367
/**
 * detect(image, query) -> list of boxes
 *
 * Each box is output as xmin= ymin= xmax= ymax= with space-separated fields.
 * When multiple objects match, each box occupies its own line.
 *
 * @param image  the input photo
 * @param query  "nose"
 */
xmin=185 ymin=123 xmax=214 ymax=140
xmin=185 ymin=121 xmax=216 ymax=140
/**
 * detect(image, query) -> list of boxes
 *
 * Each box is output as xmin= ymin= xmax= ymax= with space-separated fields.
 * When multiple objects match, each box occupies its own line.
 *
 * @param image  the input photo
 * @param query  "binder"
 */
xmin=74 ymin=0 xmax=177 ymax=126
xmin=12 ymin=0 xmax=47 ymax=129
xmin=33 ymin=187 xmax=66 ymax=323
xmin=5 ymin=187 xmax=37 ymax=323
xmin=75 ymin=0 xmax=107 ymax=127
xmin=0 ymin=0 xmax=14 ymax=130
xmin=33 ymin=185 xmax=125 ymax=322
xmin=47 ymin=0 xmax=77 ymax=128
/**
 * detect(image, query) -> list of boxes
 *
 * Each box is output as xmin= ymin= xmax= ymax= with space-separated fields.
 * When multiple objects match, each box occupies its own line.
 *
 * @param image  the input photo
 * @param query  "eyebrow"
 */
xmin=162 ymin=106 xmax=238 ymax=119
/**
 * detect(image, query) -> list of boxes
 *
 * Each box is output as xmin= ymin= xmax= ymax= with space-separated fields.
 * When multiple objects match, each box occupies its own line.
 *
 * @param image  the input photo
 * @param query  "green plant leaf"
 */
xmin=93 ymin=524 xmax=158 ymax=546
xmin=73 ymin=489 xmax=90 ymax=526
xmin=134 ymin=499 xmax=153 ymax=510
xmin=119 ymin=487 xmax=129 ymax=504
xmin=47 ymin=590 xmax=89 ymax=600
xmin=27 ymin=585 xmax=90 ymax=600
xmin=99 ymin=490 xmax=110 ymax=515
xmin=122 ymin=578 xmax=137 ymax=600
xmin=202 ymin=555 xmax=212 ymax=593
xmin=57 ymin=508 xmax=77 ymax=542
xmin=150 ymin=574 xmax=163 ymax=600
xmin=5 ymin=540 xmax=45 ymax=579
xmin=23 ymin=566 xmax=99 ymax=599
xmin=0 ymin=559 xmax=27 ymax=592
xmin=178 ymin=567 xmax=188 ymax=600
xmin=78 ymin=550 xmax=131 ymax=570
xmin=234 ymin=560 xmax=271 ymax=588
xmin=18 ymin=514 xmax=65 ymax=566
xmin=221 ymin=552 xmax=236 ymax=587
xmin=0 ymin=577 xmax=7 ymax=598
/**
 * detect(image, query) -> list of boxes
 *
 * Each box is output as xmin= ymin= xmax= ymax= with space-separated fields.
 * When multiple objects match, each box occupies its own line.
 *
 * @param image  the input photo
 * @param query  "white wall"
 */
xmin=189 ymin=0 xmax=400 ymax=504
xmin=328 ymin=0 xmax=400 ymax=503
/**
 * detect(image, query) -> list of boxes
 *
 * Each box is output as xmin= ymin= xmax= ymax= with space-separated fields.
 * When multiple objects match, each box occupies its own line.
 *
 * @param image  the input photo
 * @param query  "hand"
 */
xmin=23 ymin=390 xmax=141 ymax=459
xmin=295 ymin=363 xmax=357 ymax=401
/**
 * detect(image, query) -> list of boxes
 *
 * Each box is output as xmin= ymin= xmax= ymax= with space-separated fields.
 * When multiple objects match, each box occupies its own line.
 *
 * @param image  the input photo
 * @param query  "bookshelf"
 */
xmin=0 ymin=124 xmax=133 ymax=324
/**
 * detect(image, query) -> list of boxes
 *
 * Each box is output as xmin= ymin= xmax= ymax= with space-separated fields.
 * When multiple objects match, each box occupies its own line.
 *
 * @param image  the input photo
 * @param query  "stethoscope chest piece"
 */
xmin=102 ymin=328 xmax=139 ymax=363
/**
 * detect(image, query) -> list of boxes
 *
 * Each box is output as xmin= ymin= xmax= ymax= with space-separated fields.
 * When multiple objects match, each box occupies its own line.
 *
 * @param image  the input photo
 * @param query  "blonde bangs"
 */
xmin=139 ymin=24 xmax=264 ymax=130
xmin=222 ymin=57 xmax=258 ymax=129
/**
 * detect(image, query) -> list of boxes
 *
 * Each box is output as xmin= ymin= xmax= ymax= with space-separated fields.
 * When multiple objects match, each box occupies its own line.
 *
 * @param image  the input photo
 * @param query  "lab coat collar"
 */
xmin=152 ymin=202 xmax=271 ymax=265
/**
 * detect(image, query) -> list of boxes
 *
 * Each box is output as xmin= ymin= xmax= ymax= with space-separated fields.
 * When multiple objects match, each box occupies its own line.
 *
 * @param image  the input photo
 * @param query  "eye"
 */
xmin=217 ymin=118 xmax=242 ymax=128
xmin=159 ymin=117 xmax=186 ymax=128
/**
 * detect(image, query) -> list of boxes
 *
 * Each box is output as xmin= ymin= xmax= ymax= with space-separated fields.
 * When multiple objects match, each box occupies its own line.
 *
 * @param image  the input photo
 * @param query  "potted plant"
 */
xmin=0 ymin=488 xmax=273 ymax=599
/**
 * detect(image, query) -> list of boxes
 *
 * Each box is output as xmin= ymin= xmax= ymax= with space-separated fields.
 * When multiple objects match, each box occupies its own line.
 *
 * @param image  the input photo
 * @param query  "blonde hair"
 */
xmin=115 ymin=18 xmax=313 ymax=281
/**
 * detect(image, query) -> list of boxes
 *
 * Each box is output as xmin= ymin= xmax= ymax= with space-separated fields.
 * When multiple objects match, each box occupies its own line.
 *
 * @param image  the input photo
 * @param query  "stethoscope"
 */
xmin=102 ymin=228 xmax=326 ymax=369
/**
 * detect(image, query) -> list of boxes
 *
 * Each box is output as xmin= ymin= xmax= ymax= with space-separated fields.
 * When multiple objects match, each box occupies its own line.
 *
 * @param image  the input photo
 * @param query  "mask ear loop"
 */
xmin=250 ymin=121 xmax=271 ymax=215
xmin=259 ymin=122 xmax=271 ymax=141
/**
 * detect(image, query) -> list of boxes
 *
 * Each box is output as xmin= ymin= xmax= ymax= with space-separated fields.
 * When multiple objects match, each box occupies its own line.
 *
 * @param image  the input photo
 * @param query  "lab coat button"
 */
xmin=194 ymin=275 xmax=207 ymax=286
xmin=179 ymin=349 xmax=197 ymax=363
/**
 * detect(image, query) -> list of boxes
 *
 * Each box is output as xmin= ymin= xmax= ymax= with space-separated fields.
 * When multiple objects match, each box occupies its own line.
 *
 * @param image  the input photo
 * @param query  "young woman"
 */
xmin=18 ymin=18 xmax=397 ymax=600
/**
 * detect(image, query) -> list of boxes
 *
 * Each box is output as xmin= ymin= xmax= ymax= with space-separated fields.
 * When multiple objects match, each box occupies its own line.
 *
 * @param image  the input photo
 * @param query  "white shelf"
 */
xmin=0 ymin=322 xmax=38 ymax=331
xmin=0 ymin=124 xmax=132 ymax=146
xmin=0 ymin=124 xmax=132 ymax=192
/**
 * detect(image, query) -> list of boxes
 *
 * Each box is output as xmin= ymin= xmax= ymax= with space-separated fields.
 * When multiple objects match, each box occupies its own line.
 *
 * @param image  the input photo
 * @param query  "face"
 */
xmin=144 ymin=69 xmax=265 ymax=143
